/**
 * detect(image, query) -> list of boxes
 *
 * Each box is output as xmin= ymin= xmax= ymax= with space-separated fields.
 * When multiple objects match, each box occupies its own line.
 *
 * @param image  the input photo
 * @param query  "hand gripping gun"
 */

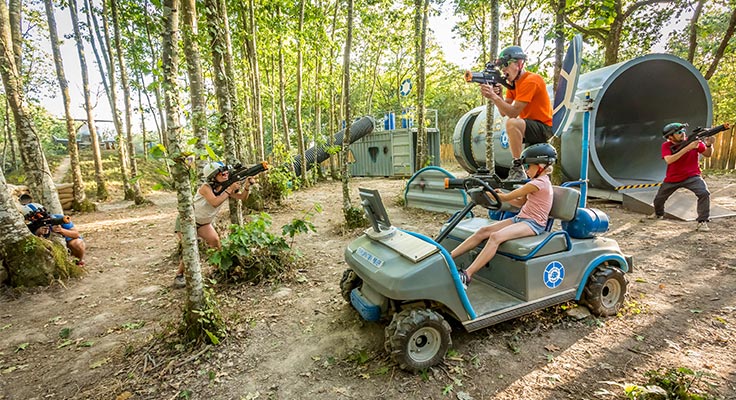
xmin=670 ymin=123 xmax=730 ymax=153
xmin=464 ymin=62 xmax=515 ymax=90
xmin=212 ymin=161 xmax=269 ymax=196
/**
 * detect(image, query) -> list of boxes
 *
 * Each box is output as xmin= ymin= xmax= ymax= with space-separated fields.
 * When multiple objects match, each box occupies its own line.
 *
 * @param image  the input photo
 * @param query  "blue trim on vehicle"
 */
xmin=497 ymin=231 xmax=572 ymax=261
xmin=404 ymin=166 xmax=468 ymax=206
xmin=399 ymin=229 xmax=477 ymax=320
xmin=574 ymin=254 xmax=629 ymax=300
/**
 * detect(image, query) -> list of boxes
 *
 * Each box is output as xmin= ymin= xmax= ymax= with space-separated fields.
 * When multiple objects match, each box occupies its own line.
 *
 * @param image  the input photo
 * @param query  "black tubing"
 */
xmin=292 ymin=116 xmax=376 ymax=176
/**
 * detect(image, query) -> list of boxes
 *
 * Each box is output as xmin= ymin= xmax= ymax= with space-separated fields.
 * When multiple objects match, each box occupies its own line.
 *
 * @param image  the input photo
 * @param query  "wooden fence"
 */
xmin=704 ymin=126 xmax=736 ymax=170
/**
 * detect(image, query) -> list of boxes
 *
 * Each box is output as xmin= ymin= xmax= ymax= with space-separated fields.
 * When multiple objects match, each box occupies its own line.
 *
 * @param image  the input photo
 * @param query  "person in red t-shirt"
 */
xmin=479 ymin=45 xmax=553 ymax=181
xmin=650 ymin=122 xmax=715 ymax=231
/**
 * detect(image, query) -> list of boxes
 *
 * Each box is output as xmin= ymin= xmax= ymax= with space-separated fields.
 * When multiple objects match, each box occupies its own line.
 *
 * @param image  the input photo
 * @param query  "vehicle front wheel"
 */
xmin=582 ymin=266 xmax=627 ymax=317
xmin=339 ymin=269 xmax=362 ymax=303
xmin=385 ymin=309 xmax=451 ymax=372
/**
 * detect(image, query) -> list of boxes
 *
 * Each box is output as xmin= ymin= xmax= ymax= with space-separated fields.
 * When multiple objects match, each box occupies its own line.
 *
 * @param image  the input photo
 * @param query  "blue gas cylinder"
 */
xmin=562 ymin=208 xmax=609 ymax=239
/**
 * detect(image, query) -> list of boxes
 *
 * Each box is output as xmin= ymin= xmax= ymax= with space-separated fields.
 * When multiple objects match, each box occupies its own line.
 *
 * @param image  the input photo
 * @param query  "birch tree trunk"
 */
xmin=161 ymin=0 xmax=214 ymax=341
xmin=181 ymin=0 xmax=208 ymax=181
xmin=327 ymin=1 xmax=339 ymax=180
xmin=8 ymin=0 xmax=20 ymax=75
xmin=73 ymin=0 xmax=109 ymax=200
xmin=413 ymin=0 xmax=429 ymax=169
xmin=204 ymin=0 xmax=242 ymax=225
xmin=296 ymin=0 xmax=308 ymax=184
xmin=110 ymin=0 xmax=146 ymax=204
xmin=341 ymin=0 xmax=353 ymax=216
xmin=43 ymin=0 xmax=86 ymax=209
xmin=0 ymin=0 xmax=62 ymax=215
xmin=484 ymin=0 xmax=499 ymax=171
xmin=277 ymin=21 xmax=291 ymax=155
xmin=100 ymin=0 xmax=134 ymax=201
xmin=246 ymin=0 xmax=264 ymax=160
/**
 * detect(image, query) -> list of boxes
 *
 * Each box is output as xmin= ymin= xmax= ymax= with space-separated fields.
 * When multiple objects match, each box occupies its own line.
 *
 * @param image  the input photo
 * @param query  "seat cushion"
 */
xmin=497 ymin=233 xmax=568 ymax=258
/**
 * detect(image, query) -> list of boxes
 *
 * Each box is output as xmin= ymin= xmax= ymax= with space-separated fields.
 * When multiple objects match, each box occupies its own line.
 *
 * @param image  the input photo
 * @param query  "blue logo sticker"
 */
xmin=500 ymin=131 xmax=509 ymax=149
xmin=400 ymin=79 xmax=412 ymax=97
xmin=543 ymin=261 xmax=565 ymax=288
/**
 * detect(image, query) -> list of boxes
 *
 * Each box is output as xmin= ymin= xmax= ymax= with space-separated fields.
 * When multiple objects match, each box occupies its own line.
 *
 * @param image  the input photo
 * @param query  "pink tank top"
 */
xmin=517 ymin=175 xmax=553 ymax=226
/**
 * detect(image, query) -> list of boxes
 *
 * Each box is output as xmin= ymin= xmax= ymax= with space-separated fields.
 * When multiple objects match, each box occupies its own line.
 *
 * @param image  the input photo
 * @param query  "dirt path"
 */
xmin=1 ymin=174 xmax=736 ymax=400
xmin=52 ymin=156 xmax=71 ymax=184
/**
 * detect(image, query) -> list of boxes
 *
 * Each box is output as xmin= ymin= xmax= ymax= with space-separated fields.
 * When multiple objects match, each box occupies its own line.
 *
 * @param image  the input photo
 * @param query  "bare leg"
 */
xmin=450 ymin=219 xmax=513 ymax=260
xmin=506 ymin=118 xmax=527 ymax=159
xmin=177 ymin=223 xmax=221 ymax=275
xmin=464 ymin=222 xmax=534 ymax=279
xmin=67 ymin=239 xmax=85 ymax=261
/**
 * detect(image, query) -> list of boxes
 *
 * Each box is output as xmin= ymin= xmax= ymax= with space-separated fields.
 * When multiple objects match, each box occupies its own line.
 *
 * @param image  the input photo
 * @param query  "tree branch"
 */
xmin=704 ymin=6 xmax=736 ymax=80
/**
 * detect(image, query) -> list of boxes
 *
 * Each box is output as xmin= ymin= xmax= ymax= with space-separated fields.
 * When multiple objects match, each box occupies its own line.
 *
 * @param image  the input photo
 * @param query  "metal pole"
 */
xmin=579 ymin=92 xmax=593 ymax=207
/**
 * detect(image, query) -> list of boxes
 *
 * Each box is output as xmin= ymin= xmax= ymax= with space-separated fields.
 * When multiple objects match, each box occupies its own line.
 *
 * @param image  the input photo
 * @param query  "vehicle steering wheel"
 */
xmin=464 ymin=177 xmax=503 ymax=210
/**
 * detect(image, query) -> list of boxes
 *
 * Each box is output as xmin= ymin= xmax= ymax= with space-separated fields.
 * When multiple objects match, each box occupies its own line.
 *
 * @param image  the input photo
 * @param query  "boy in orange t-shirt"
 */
xmin=479 ymin=45 xmax=553 ymax=181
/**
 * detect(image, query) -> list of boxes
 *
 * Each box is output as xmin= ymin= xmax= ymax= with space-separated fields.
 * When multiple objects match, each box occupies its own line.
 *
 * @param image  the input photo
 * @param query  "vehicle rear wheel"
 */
xmin=385 ymin=309 xmax=451 ymax=372
xmin=582 ymin=266 xmax=627 ymax=317
xmin=340 ymin=269 xmax=362 ymax=303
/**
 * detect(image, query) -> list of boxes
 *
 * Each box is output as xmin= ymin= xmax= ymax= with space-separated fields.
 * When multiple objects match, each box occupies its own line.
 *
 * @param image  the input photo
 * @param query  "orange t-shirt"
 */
xmin=506 ymin=72 xmax=552 ymax=126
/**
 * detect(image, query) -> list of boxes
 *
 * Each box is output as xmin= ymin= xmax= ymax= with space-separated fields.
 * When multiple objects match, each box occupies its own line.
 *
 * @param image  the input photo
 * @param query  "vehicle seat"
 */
xmin=497 ymin=186 xmax=580 ymax=259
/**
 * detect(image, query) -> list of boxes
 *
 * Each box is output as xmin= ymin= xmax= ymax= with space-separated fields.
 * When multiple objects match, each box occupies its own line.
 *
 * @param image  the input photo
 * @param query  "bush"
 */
xmin=208 ymin=206 xmax=320 ymax=283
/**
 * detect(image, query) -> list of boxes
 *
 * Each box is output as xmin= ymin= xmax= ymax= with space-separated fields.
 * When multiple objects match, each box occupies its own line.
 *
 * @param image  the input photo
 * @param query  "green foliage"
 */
xmin=343 ymin=205 xmax=368 ymax=229
xmin=623 ymin=367 xmax=717 ymax=400
xmin=262 ymin=141 xmax=299 ymax=203
xmin=208 ymin=210 xmax=318 ymax=283
xmin=187 ymin=280 xmax=227 ymax=345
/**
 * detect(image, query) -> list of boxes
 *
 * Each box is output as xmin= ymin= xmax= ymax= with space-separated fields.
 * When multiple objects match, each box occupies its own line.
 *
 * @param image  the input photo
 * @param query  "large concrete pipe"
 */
xmin=453 ymin=54 xmax=712 ymax=190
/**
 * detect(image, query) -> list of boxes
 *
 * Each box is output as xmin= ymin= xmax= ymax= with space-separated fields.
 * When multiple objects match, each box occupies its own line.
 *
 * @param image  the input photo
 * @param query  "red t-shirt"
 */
xmin=506 ymin=72 xmax=552 ymax=126
xmin=660 ymin=140 xmax=705 ymax=183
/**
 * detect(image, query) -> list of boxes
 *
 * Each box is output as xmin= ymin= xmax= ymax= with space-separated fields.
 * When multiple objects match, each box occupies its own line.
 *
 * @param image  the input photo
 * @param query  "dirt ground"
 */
xmin=1 ymin=168 xmax=736 ymax=400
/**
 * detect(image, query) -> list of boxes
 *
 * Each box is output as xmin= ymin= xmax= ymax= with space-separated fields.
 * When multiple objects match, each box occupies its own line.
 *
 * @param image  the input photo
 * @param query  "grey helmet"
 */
xmin=495 ymin=46 xmax=527 ymax=67
xmin=662 ymin=122 xmax=688 ymax=137
xmin=520 ymin=143 xmax=557 ymax=165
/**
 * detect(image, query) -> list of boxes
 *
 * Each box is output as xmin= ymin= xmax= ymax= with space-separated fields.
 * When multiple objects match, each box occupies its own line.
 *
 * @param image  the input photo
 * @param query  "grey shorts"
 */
xmin=512 ymin=215 xmax=546 ymax=235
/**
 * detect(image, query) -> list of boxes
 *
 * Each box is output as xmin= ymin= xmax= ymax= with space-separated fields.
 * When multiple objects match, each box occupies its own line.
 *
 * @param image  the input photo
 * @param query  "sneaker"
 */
xmin=505 ymin=164 xmax=527 ymax=182
xmin=173 ymin=274 xmax=186 ymax=288
xmin=458 ymin=270 xmax=471 ymax=289
xmin=696 ymin=221 xmax=710 ymax=232
xmin=646 ymin=213 xmax=664 ymax=220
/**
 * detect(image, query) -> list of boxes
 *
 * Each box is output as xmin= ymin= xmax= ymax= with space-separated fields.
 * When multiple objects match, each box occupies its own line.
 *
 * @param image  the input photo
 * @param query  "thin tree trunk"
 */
xmin=181 ymin=0 xmax=208 ymax=181
xmin=100 ymin=0 xmax=134 ymax=201
xmin=246 ymin=0 xmax=264 ymax=160
xmin=74 ymin=0 xmax=109 ymax=200
xmin=0 ymin=0 xmax=62 ymax=214
xmin=686 ymin=0 xmax=704 ymax=64
xmin=341 ymin=0 xmax=353 ymax=215
xmin=277 ymin=22 xmax=291 ymax=155
xmin=43 ymin=0 xmax=86 ymax=208
xmin=110 ymin=0 xmax=146 ymax=204
xmin=161 ymin=0 xmax=208 ymax=337
xmin=143 ymin=0 xmax=167 ymax=143
xmin=205 ymin=0 xmax=242 ymax=225
xmin=296 ymin=0 xmax=307 ymax=184
xmin=485 ymin=0 xmax=499 ymax=171
xmin=136 ymin=73 xmax=148 ymax=161
xmin=328 ymin=1 xmax=338 ymax=179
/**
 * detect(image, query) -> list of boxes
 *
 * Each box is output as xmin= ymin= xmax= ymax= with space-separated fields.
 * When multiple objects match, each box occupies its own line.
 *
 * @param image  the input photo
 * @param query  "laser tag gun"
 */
xmin=23 ymin=204 xmax=71 ymax=234
xmin=212 ymin=161 xmax=269 ymax=196
xmin=670 ymin=123 xmax=730 ymax=153
xmin=443 ymin=167 xmax=520 ymax=192
xmin=464 ymin=62 xmax=515 ymax=90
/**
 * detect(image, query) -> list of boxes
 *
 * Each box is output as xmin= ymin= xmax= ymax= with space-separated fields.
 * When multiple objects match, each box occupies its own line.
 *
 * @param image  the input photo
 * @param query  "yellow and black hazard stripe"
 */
xmin=614 ymin=182 xmax=662 ymax=191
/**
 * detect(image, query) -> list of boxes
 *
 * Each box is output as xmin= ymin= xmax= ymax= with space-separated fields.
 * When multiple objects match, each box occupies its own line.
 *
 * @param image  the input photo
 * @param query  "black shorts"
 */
xmin=523 ymin=119 xmax=553 ymax=144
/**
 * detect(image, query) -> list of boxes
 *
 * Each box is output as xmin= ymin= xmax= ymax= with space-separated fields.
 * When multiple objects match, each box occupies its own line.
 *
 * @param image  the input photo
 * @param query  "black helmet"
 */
xmin=495 ymin=46 xmax=527 ymax=67
xmin=662 ymin=122 xmax=688 ymax=137
xmin=520 ymin=143 xmax=557 ymax=165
